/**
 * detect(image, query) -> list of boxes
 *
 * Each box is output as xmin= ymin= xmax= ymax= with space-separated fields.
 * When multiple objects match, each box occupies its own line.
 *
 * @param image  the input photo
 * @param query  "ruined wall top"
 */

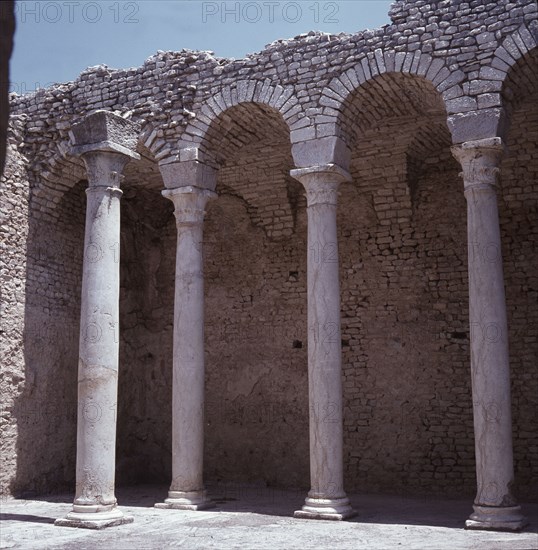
xmin=7 ymin=0 xmax=538 ymax=209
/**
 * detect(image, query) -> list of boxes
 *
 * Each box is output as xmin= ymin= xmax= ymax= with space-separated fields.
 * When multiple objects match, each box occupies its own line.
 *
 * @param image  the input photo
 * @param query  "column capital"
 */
xmin=290 ymin=164 xmax=351 ymax=207
xmin=159 ymin=159 xmax=217 ymax=192
xmin=162 ymin=186 xmax=217 ymax=226
xmin=78 ymin=151 xmax=133 ymax=189
xmin=451 ymin=137 xmax=505 ymax=193
xmin=69 ymin=110 xmax=141 ymax=161
xmin=69 ymin=111 xmax=141 ymax=188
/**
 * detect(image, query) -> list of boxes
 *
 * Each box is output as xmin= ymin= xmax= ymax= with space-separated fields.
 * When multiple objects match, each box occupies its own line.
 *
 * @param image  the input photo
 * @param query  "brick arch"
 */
xmin=139 ymin=121 xmax=174 ymax=162
xmin=495 ymin=23 xmax=538 ymax=87
xmin=318 ymin=49 xmax=459 ymax=148
xmin=31 ymin=116 xmax=158 ymax=212
xmin=451 ymin=22 xmax=538 ymax=141
xmin=446 ymin=23 xmax=537 ymax=144
xmin=497 ymin=23 xmax=538 ymax=119
xmin=178 ymin=79 xmax=302 ymax=158
xmin=30 ymin=137 xmax=86 ymax=214
xmin=2 ymin=114 xmax=83 ymax=216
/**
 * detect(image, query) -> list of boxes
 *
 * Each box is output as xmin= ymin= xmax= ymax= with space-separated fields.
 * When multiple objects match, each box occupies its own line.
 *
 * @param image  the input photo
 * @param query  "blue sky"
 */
xmin=11 ymin=0 xmax=393 ymax=94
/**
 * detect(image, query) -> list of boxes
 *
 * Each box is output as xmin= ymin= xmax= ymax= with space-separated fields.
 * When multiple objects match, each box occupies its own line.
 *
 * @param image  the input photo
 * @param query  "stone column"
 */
xmin=56 ymin=111 xmax=140 ymax=529
xmin=452 ymin=137 xmax=527 ymax=531
xmin=291 ymin=164 xmax=355 ymax=520
xmin=155 ymin=185 xmax=216 ymax=511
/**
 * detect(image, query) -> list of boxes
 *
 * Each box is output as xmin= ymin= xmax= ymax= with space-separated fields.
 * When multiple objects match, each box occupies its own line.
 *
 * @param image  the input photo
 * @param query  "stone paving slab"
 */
xmin=1 ymin=485 xmax=537 ymax=549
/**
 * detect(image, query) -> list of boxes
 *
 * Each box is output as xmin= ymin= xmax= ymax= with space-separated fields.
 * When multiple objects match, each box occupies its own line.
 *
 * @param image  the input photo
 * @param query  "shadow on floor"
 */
xmin=3 ymin=485 xmax=537 ymax=534
xmin=0 ymin=513 xmax=55 ymax=524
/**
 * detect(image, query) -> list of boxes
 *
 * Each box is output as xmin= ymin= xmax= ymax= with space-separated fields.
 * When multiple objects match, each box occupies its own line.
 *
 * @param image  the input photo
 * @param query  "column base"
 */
xmin=294 ymin=496 xmax=356 ymax=521
xmin=465 ymin=505 xmax=528 ymax=532
xmin=55 ymin=508 xmax=133 ymax=530
xmin=154 ymin=490 xmax=215 ymax=511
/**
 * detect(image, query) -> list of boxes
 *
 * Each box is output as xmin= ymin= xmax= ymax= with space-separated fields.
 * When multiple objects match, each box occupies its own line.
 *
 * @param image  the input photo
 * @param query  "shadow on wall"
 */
xmin=6 ymin=42 xmax=537 ymax=503
xmin=499 ymin=47 xmax=538 ymax=501
xmin=199 ymin=100 xmax=310 ymax=490
xmin=115 ymin=184 xmax=175 ymax=487
xmin=14 ymin=180 xmax=86 ymax=498
xmin=203 ymin=193 xmax=310 ymax=490
xmin=12 ymin=151 xmax=176 ymax=497
xmin=337 ymin=69 xmax=476 ymax=498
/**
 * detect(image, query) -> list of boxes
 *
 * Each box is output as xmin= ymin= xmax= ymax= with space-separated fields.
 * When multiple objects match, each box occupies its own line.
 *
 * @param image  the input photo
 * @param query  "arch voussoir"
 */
xmin=494 ymin=23 xmax=537 ymax=77
xmin=212 ymin=91 xmax=227 ymax=113
xmin=318 ymin=48 xmax=453 ymax=150
xmin=180 ymin=79 xmax=299 ymax=156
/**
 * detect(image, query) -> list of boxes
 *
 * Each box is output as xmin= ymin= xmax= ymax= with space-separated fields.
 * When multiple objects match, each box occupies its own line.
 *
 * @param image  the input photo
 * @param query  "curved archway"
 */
xmin=444 ymin=23 xmax=538 ymax=144
xmin=113 ymin=142 xmax=175 ymax=487
xmin=319 ymin=50 xmax=458 ymax=150
xmin=495 ymin=23 xmax=537 ymax=94
xmin=30 ymin=115 xmax=164 ymax=214
xmin=498 ymin=41 xmax=538 ymax=500
xmin=342 ymin=72 xmax=449 ymax=157
xmin=179 ymin=80 xmax=302 ymax=165
xmin=196 ymin=100 xmax=310 ymax=494
xmin=31 ymin=142 xmax=85 ymax=214
xmin=500 ymin=39 xmax=538 ymax=130
xmin=330 ymin=70 xmax=472 ymax=497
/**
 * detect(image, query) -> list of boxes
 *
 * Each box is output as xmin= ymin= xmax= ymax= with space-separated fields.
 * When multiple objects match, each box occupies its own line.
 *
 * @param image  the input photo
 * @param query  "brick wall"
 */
xmin=1 ymin=0 xmax=536 ymax=500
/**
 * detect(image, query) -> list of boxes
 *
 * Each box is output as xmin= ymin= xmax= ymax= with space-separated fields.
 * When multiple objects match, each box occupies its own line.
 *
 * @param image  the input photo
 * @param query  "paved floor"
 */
xmin=1 ymin=484 xmax=537 ymax=549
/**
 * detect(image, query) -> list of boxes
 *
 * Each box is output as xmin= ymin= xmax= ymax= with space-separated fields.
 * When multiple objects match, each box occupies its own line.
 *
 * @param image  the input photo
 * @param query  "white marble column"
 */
xmin=155 ymin=185 xmax=216 ymax=511
xmin=56 ymin=112 xmax=140 ymax=529
xmin=291 ymin=164 xmax=355 ymax=520
xmin=452 ymin=137 xmax=527 ymax=531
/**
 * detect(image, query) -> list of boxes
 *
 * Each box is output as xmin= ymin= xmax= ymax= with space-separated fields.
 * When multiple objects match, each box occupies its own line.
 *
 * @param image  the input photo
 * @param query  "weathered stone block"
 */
xmin=448 ymin=108 xmax=505 ymax=144
xmin=70 ymin=110 xmax=141 ymax=153
xmin=159 ymin=159 xmax=217 ymax=190
xmin=291 ymin=136 xmax=350 ymax=169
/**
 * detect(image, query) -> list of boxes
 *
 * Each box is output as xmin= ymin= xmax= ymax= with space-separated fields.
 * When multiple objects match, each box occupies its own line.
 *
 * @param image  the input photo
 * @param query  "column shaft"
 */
xmin=56 ymin=148 xmax=136 ymax=529
xmin=452 ymin=137 xmax=527 ymax=531
xmin=75 ymin=182 xmax=122 ymax=511
xmin=155 ymin=186 xmax=215 ymax=511
xmin=292 ymin=165 xmax=355 ymax=521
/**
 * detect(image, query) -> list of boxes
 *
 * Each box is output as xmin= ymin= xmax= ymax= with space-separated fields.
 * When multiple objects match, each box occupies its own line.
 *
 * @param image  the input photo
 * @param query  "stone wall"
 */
xmin=501 ymin=92 xmax=538 ymax=496
xmin=1 ymin=0 xmax=537 ymax=501
xmin=1 ymin=116 xmax=31 ymax=497
xmin=1 ymin=117 xmax=84 ymax=496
